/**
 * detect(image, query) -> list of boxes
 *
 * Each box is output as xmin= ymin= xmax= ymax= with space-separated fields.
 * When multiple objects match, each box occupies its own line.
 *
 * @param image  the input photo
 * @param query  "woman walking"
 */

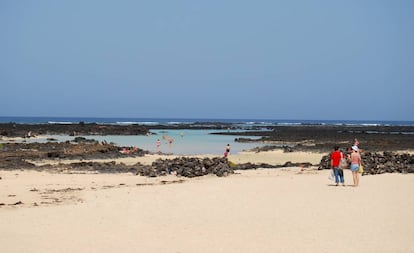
xmin=350 ymin=145 xmax=361 ymax=187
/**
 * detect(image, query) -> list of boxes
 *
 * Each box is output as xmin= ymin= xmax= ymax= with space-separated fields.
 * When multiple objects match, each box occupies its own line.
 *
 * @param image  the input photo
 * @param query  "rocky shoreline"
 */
xmin=0 ymin=122 xmax=149 ymax=137
xmin=2 ymin=122 xmax=414 ymax=152
xmin=1 ymin=123 xmax=414 ymax=177
xmin=227 ymin=125 xmax=414 ymax=152
xmin=318 ymin=151 xmax=414 ymax=175
xmin=0 ymin=137 xmax=148 ymax=170
xmin=0 ymin=138 xmax=311 ymax=177
xmin=0 ymin=121 xmax=241 ymax=138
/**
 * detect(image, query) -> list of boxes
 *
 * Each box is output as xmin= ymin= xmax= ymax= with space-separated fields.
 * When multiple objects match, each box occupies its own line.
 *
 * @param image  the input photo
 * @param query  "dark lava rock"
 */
xmin=147 ymin=157 xmax=233 ymax=178
xmin=226 ymin=125 xmax=414 ymax=153
xmin=0 ymin=141 xmax=147 ymax=170
xmin=318 ymin=151 xmax=414 ymax=175
xmin=0 ymin=122 xmax=148 ymax=137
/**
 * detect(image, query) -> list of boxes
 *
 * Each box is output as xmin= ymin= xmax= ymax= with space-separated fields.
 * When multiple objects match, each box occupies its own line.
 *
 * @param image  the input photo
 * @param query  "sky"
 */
xmin=1 ymin=0 xmax=413 ymax=121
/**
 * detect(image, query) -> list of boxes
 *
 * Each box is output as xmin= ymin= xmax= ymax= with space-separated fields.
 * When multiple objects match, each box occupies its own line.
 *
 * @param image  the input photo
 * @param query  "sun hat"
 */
xmin=352 ymin=145 xmax=359 ymax=151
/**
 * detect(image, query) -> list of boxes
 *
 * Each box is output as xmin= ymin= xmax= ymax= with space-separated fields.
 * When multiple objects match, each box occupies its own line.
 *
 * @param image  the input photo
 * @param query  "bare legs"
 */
xmin=352 ymin=171 xmax=359 ymax=187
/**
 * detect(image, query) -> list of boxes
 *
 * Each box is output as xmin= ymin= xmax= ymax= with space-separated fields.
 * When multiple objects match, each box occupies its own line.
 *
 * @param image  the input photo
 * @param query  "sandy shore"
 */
xmin=1 ymin=151 xmax=414 ymax=253
xmin=29 ymin=150 xmax=326 ymax=167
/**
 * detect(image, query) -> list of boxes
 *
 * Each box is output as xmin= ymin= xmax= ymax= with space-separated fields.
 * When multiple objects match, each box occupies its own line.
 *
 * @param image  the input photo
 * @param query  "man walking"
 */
xmin=330 ymin=146 xmax=345 ymax=186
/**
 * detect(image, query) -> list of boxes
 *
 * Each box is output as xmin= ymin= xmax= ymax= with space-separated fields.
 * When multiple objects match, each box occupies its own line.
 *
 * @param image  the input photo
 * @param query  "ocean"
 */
xmin=1 ymin=116 xmax=413 ymax=126
xmin=1 ymin=116 xmax=413 ymax=155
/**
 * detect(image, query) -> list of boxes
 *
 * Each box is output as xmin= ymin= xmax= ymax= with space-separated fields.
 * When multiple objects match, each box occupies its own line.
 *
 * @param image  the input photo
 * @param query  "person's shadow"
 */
xmin=327 ymin=183 xmax=349 ymax=187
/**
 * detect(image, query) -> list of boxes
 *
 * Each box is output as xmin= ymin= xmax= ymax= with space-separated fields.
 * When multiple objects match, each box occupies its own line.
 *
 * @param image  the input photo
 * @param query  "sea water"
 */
xmin=1 ymin=116 xmax=414 ymax=126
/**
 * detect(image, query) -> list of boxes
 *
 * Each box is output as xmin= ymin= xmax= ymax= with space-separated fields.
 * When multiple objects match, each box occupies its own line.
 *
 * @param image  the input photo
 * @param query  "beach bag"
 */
xmin=340 ymin=157 xmax=349 ymax=169
xmin=358 ymin=165 xmax=364 ymax=174
xmin=328 ymin=171 xmax=334 ymax=181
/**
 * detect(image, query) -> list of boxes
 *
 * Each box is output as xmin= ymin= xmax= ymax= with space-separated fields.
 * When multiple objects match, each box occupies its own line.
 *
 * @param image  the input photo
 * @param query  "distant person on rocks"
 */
xmin=352 ymin=138 xmax=363 ymax=153
xmin=120 ymin=147 xmax=130 ymax=154
xmin=354 ymin=138 xmax=360 ymax=147
xmin=330 ymin=146 xmax=345 ymax=186
xmin=350 ymin=145 xmax=362 ymax=187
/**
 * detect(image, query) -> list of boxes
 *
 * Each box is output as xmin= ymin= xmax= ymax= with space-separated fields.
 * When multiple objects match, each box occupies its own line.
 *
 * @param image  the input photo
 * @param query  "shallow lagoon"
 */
xmin=14 ymin=129 xmax=264 ymax=155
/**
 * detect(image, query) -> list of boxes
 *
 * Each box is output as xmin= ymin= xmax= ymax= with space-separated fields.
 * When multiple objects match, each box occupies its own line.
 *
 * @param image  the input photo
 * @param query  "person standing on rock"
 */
xmin=354 ymin=138 xmax=359 ymax=147
xmin=330 ymin=146 xmax=345 ymax=186
xmin=350 ymin=145 xmax=361 ymax=187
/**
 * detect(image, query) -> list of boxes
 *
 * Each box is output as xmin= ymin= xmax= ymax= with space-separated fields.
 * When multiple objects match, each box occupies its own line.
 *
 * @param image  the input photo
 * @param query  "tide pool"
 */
xmin=12 ymin=130 xmax=264 ymax=155
xmin=83 ymin=130 xmax=263 ymax=155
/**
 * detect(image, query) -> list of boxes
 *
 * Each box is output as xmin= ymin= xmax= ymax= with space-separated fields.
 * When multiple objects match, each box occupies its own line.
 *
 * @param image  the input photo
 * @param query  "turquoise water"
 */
xmin=82 ymin=130 xmax=263 ymax=155
xmin=13 ymin=129 xmax=264 ymax=155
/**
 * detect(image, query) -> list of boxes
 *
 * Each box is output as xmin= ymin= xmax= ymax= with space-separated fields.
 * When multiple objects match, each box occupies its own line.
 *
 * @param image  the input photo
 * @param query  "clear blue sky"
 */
xmin=1 ymin=0 xmax=413 ymax=121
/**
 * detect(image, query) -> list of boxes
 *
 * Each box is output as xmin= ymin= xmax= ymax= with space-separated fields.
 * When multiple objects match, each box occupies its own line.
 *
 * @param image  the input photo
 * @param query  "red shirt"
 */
xmin=330 ymin=151 xmax=342 ymax=167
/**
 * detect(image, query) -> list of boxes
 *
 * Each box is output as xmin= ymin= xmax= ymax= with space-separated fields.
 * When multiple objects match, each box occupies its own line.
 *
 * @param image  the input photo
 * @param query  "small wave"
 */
xmin=277 ymin=122 xmax=302 ymax=126
xmin=116 ymin=121 xmax=159 ymax=125
xmin=361 ymin=123 xmax=382 ymax=126
xmin=48 ymin=121 xmax=76 ymax=124
xmin=167 ymin=121 xmax=194 ymax=125
xmin=366 ymin=131 xmax=414 ymax=135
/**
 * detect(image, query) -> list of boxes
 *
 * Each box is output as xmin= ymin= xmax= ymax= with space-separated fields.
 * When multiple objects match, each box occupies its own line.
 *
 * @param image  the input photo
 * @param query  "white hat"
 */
xmin=352 ymin=145 xmax=359 ymax=151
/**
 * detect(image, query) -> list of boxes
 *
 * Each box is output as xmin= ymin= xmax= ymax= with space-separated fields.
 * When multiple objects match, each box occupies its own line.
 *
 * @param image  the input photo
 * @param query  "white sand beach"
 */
xmin=1 ymin=151 xmax=414 ymax=253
